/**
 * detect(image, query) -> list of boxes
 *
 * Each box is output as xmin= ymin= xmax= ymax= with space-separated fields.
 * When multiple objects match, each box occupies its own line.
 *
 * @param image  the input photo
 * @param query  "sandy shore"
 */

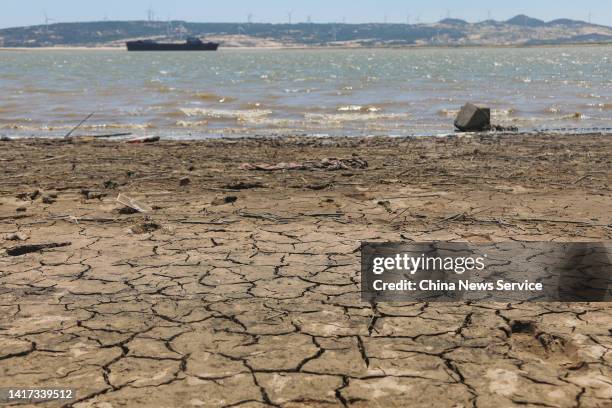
xmin=0 ymin=134 xmax=611 ymax=407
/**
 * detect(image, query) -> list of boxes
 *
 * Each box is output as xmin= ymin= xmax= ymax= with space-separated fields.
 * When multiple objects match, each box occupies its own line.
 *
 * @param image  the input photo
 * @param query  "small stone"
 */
xmin=29 ymin=190 xmax=41 ymax=200
xmin=5 ymin=232 xmax=28 ymax=241
xmin=129 ymin=222 xmax=161 ymax=234
xmin=42 ymin=196 xmax=56 ymax=204
xmin=211 ymin=196 xmax=238 ymax=206
xmin=117 ymin=206 xmax=139 ymax=215
xmin=104 ymin=180 xmax=119 ymax=189
xmin=16 ymin=207 xmax=27 ymax=212
xmin=180 ymin=177 xmax=191 ymax=186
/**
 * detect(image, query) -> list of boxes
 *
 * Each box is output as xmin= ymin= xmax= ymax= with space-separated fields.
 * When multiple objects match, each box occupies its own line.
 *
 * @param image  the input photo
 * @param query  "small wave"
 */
xmin=176 ymin=120 xmax=209 ymax=128
xmin=492 ymin=108 xmax=516 ymax=118
xmin=560 ymin=112 xmax=588 ymax=120
xmin=180 ymin=108 xmax=272 ymax=121
xmin=438 ymin=108 xmax=515 ymax=118
xmin=545 ymin=106 xmax=562 ymax=114
xmin=337 ymin=105 xmax=381 ymax=113
xmin=305 ymin=112 xmax=409 ymax=124
xmin=144 ymin=80 xmax=175 ymax=93
xmin=193 ymin=92 xmax=236 ymax=103
xmin=584 ymin=103 xmax=612 ymax=111
xmin=0 ymin=123 xmax=155 ymax=131
xmin=438 ymin=108 xmax=459 ymax=117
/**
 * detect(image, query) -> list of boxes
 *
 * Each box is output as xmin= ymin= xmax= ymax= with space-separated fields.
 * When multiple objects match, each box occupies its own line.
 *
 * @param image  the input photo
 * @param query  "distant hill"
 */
xmin=506 ymin=15 xmax=546 ymax=27
xmin=0 ymin=15 xmax=611 ymax=48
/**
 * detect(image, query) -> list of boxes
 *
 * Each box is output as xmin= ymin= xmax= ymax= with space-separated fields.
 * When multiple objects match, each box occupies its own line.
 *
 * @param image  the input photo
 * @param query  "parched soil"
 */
xmin=0 ymin=134 xmax=611 ymax=408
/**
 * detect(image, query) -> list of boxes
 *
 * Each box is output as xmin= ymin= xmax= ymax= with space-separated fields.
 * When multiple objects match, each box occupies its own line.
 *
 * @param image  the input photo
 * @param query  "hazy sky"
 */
xmin=2 ymin=0 xmax=610 ymax=28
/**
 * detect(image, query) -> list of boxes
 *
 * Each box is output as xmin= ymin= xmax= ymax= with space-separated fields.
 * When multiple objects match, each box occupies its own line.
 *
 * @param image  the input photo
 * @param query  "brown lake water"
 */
xmin=1 ymin=46 xmax=611 ymax=138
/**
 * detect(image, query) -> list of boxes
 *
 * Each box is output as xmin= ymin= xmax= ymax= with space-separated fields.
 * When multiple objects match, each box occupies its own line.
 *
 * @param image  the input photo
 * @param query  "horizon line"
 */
xmin=1 ymin=14 xmax=607 ymax=31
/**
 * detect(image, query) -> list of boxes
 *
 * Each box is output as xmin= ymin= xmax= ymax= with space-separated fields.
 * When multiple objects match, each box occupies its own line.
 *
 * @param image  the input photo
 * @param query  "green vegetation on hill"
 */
xmin=0 ymin=17 xmax=610 ymax=47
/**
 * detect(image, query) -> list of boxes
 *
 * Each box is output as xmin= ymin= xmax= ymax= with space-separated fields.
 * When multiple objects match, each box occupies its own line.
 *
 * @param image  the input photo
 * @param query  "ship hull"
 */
xmin=126 ymin=42 xmax=219 ymax=51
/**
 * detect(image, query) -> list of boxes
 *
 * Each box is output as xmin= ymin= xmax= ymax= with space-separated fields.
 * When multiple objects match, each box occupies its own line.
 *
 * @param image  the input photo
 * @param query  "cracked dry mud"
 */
xmin=0 ymin=134 xmax=611 ymax=408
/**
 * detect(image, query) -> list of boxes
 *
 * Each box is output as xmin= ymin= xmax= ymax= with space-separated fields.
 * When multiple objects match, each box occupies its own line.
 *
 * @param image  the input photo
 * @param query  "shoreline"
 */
xmin=2 ymin=42 xmax=611 ymax=51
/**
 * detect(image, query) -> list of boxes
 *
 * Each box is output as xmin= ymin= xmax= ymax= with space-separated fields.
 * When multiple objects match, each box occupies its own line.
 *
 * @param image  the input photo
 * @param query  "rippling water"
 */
xmin=0 ymin=46 xmax=610 ymax=138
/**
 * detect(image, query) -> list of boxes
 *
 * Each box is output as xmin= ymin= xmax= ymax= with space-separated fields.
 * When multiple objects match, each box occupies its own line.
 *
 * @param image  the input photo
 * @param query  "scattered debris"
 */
xmin=129 ymin=221 xmax=161 ymax=234
xmin=454 ymin=103 xmax=491 ymax=132
xmin=5 ymin=232 xmax=28 ymax=241
xmin=49 ymin=215 xmax=116 ymax=224
xmin=41 ymin=155 xmax=69 ymax=163
xmin=116 ymin=206 xmax=140 ymax=215
xmin=377 ymin=200 xmax=392 ymax=213
xmin=224 ymin=181 xmax=264 ymax=190
xmin=179 ymin=177 xmax=191 ymax=186
xmin=490 ymin=124 xmax=519 ymax=132
xmin=81 ymin=190 xmax=107 ymax=200
xmin=16 ymin=190 xmax=40 ymax=201
xmin=82 ymin=132 xmax=132 ymax=139
xmin=304 ymin=183 xmax=331 ymax=190
xmin=240 ymin=157 xmax=368 ymax=172
xmin=510 ymin=320 xmax=537 ymax=334
xmin=212 ymin=195 xmax=238 ymax=206
xmin=6 ymin=242 xmax=71 ymax=256
xmin=64 ymin=112 xmax=95 ymax=138
xmin=103 ymin=180 xmax=119 ymax=189
xmin=116 ymin=193 xmax=153 ymax=213
xmin=172 ymin=218 xmax=238 ymax=225
xmin=42 ymin=195 xmax=57 ymax=204
xmin=126 ymin=135 xmax=160 ymax=144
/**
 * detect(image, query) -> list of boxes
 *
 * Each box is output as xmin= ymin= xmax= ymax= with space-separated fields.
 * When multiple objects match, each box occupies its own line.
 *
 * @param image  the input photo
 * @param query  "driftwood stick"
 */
xmin=6 ymin=242 xmax=71 ymax=256
xmin=65 ymin=112 xmax=95 ymax=138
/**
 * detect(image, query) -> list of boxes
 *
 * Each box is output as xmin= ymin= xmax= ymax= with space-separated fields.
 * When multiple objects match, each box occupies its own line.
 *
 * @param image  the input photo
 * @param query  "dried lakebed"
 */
xmin=0 ymin=134 xmax=611 ymax=407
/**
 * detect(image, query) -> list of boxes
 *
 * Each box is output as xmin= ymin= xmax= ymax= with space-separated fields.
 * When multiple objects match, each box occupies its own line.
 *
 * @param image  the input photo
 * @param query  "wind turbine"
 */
xmin=44 ymin=11 xmax=54 ymax=25
xmin=43 ymin=11 xmax=55 ymax=34
xmin=147 ymin=6 xmax=155 ymax=22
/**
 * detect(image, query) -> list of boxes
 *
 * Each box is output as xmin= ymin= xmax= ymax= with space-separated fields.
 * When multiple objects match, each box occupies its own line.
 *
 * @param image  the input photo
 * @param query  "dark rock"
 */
xmin=81 ymin=189 xmax=107 ymax=200
xmin=117 ymin=206 xmax=140 ymax=215
xmin=130 ymin=222 xmax=161 ymax=234
xmin=6 ymin=242 xmax=71 ymax=256
xmin=510 ymin=320 xmax=536 ymax=334
xmin=224 ymin=181 xmax=263 ymax=190
xmin=17 ymin=190 xmax=40 ymax=201
xmin=16 ymin=207 xmax=27 ymax=212
xmin=29 ymin=190 xmax=41 ymax=200
xmin=212 ymin=195 xmax=238 ymax=206
xmin=42 ymin=196 xmax=56 ymax=204
xmin=454 ymin=103 xmax=491 ymax=132
xmin=104 ymin=180 xmax=119 ymax=189
xmin=180 ymin=177 xmax=191 ymax=186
